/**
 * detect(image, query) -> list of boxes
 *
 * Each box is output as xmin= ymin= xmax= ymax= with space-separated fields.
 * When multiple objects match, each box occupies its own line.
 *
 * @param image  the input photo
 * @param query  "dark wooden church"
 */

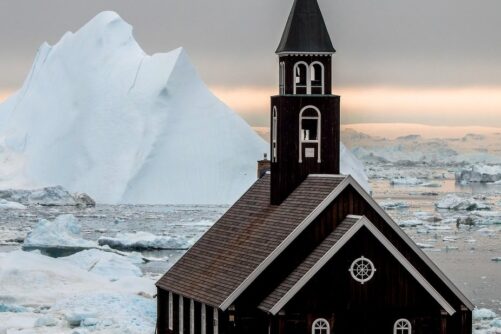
xmin=156 ymin=0 xmax=474 ymax=333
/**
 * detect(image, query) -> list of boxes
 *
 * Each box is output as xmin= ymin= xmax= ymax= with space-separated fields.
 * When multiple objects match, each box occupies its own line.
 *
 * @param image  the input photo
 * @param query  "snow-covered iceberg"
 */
xmin=98 ymin=231 xmax=195 ymax=250
xmin=0 ymin=186 xmax=95 ymax=207
xmin=456 ymin=165 xmax=501 ymax=184
xmin=0 ymin=199 xmax=26 ymax=210
xmin=436 ymin=194 xmax=490 ymax=211
xmin=23 ymin=214 xmax=96 ymax=250
xmin=0 ymin=11 xmax=267 ymax=205
xmin=0 ymin=11 xmax=370 ymax=204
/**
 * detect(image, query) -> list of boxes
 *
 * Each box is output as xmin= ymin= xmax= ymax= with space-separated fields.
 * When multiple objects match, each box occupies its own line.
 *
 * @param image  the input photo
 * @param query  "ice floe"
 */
xmin=436 ymin=194 xmax=490 ymax=211
xmin=0 ymin=199 xmax=26 ymax=210
xmin=23 ymin=214 xmax=96 ymax=250
xmin=457 ymin=165 xmax=501 ymax=184
xmin=0 ymin=249 xmax=156 ymax=333
xmin=98 ymin=231 xmax=196 ymax=250
xmin=379 ymin=199 xmax=410 ymax=210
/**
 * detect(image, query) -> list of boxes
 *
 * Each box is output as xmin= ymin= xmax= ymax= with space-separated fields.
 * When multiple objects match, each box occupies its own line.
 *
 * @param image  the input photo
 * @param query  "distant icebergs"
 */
xmin=0 ymin=186 xmax=95 ymax=207
xmin=456 ymin=165 xmax=501 ymax=184
xmin=98 ymin=231 xmax=196 ymax=250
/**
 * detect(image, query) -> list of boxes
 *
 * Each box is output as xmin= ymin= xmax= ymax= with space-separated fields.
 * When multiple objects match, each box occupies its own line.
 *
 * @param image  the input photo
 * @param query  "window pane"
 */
xmin=302 ymin=119 xmax=318 ymax=140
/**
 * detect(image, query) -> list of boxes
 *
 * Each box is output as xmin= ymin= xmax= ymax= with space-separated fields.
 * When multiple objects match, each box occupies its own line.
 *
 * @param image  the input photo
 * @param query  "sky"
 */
xmin=1 ymin=0 xmax=501 ymax=127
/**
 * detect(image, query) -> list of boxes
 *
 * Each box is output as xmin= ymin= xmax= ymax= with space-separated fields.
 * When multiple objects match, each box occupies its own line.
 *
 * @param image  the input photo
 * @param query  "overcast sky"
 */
xmin=1 ymin=0 xmax=501 ymax=126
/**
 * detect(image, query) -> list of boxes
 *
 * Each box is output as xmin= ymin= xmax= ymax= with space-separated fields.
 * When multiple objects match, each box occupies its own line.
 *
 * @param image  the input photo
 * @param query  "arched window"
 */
xmin=299 ymin=106 xmax=321 ymax=163
xmin=279 ymin=62 xmax=285 ymax=95
xmin=310 ymin=62 xmax=325 ymax=94
xmin=312 ymin=318 xmax=330 ymax=334
xmin=293 ymin=62 xmax=309 ymax=94
xmin=272 ymin=107 xmax=278 ymax=162
xmin=394 ymin=319 xmax=412 ymax=334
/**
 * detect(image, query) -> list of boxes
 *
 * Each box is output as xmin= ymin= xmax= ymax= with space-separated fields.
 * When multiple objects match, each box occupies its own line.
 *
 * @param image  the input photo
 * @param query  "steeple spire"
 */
xmin=276 ymin=0 xmax=336 ymax=54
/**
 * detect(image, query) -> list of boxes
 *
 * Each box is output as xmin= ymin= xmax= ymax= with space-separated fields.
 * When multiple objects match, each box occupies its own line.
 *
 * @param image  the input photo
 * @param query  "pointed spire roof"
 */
xmin=276 ymin=0 xmax=335 ymax=54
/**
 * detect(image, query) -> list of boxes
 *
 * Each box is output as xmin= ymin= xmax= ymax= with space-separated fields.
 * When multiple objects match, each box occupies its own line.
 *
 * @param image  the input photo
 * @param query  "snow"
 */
xmin=0 ymin=199 xmax=26 ymax=210
xmin=23 ymin=214 xmax=96 ymax=249
xmin=457 ymin=165 xmax=501 ymax=184
xmin=436 ymin=194 xmax=491 ymax=211
xmin=98 ymin=231 xmax=195 ymax=250
xmin=61 ymin=249 xmax=143 ymax=280
xmin=0 ymin=250 xmax=156 ymax=333
xmin=0 ymin=186 xmax=95 ymax=206
xmin=0 ymin=11 xmax=268 ymax=205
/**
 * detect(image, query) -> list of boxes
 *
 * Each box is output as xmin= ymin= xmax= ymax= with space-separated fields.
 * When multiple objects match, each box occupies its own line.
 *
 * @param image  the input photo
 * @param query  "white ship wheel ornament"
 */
xmin=349 ymin=256 xmax=376 ymax=284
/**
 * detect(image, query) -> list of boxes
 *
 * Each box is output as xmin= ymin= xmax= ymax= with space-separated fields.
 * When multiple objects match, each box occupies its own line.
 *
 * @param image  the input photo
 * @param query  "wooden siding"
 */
xmin=270 ymin=95 xmax=340 ymax=204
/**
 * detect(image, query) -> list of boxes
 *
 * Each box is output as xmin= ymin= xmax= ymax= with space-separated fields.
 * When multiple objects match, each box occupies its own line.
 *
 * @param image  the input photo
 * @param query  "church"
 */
xmin=156 ymin=0 xmax=474 ymax=333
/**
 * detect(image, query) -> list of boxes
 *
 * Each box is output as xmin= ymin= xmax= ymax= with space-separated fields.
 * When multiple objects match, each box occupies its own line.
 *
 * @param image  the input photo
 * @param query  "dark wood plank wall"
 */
xmin=270 ymin=95 xmax=340 ymax=204
xmin=283 ymin=228 xmax=444 ymax=334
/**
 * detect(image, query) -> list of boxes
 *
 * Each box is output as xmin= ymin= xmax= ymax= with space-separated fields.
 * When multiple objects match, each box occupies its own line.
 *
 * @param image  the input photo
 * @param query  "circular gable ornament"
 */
xmin=349 ymin=256 xmax=376 ymax=284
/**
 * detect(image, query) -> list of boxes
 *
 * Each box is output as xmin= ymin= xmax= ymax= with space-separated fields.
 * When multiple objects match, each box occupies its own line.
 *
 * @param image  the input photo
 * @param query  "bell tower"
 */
xmin=271 ymin=0 xmax=340 ymax=205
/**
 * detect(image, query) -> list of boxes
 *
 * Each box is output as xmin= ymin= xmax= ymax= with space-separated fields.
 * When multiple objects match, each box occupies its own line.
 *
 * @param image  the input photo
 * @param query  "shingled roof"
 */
xmin=259 ymin=216 xmax=359 ymax=312
xmin=276 ymin=0 xmax=336 ymax=54
xmin=156 ymin=174 xmax=347 ymax=308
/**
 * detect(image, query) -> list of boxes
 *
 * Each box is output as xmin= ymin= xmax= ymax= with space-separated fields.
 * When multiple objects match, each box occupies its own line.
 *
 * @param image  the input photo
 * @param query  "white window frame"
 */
xmin=168 ymin=292 xmax=174 ymax=330
xmin=310 ymin=62 xmax=325 ymax=94
xmin=299 ymin=106 xmax=321 ymax=163
xmin=280 ymin=62 xmax=286 ymax=95
xmin=293 ymin=61 xmax=310 ymax=94
xmin=179 ymin=296 xmax=184 ymax=334
xmin=190 ymin=299 xmax=195 ymax=334
xmin=213 ymin=307 xmax=219 ymax=334
xmin=394 ymin=319 xmax=412 ymax=334
xmin=312 ymin=318 xmax=330 ymax=334
xmin=201 ymin=304 xmax=206 ymax=334
xmin=272 ymin=107 xmax=278 ymax=162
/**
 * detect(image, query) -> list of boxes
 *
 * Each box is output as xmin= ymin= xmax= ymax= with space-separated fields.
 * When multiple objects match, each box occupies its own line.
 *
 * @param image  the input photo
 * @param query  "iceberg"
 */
xmin=23 ymin=214 xmax=96 ymax=250
xmin=0 ymin=186 xmax=95 ymax=207
xmin=436 ymin=194 xmax=490 ymax=211
xmin=98 ymin=231 xmax=196 ymax=250
xmin=456 ymin=165 xmax=501 ymax=184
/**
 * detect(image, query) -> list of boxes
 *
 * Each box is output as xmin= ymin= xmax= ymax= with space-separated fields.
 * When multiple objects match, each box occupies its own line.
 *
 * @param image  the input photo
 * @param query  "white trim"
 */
xmin=201 ymin=303 xmax=206 ymax=334
xmin=312 ymin=318 xmax=330 ymax=334
xmin=345 ymin=176 xmax=475 ymax=311
xmin=168 ymin=292 xmax=174 ymax=330
xmin=268 ymin=217 xmax=456 ymax=316
xmin=293 ymin=61 xmax=309 ymax=94
xmin=219 ymin=177 xmax=351 ymax=310
xmin=190 ymin=299 xmax=195 ymax=334
xmin=349 ymin=256 xmax=376 ymax=284
xmin=299 ymin=106 xmax=321 ymax=163
xmin=272 ymin=107 xmax=278 ymax=163
xmin=213 ymin=307 xmax=219 ymax=334
xmin=179 ymin=296 xmax=184 ymax=334
xmin=310 ymin=62 xmax=325 ymax=94
xmin=394 ymin=318 xmax=412 ymax=334
xmin=277 ymin=52 xmax=334 ymax=56
xmin=279 ymin=62 xmax=285 ymax=95
xmin=219 ymin=174 xmax=473 ymax=311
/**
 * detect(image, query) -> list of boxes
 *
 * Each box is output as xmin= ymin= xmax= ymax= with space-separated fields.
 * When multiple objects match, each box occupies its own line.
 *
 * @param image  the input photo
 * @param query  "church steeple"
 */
xmin=270 ymin=0 xmax=340 ymax=205
xmin=276 ymin=0 xmax=336 ymax=54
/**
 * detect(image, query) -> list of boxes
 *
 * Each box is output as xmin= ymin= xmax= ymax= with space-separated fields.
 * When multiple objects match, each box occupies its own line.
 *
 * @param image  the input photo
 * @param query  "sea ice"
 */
xmin=23 ymin=214 xmax=96 ymax=249
xmin=390 ymin=177 xmax=423 ymax=186
xmin=0 ymin=199 xmax=26 ymax=210
xmin=378 ymin=199 xmax=410 ymax=210
xmin=0 ymin=250 xmax=155 ymax=333
xmin=456 ymin=165 xmax=501 ymax=184
xmin=436 ymin=194 xmax=490 ymax=211
xmin=98 ymin=231 xmax=196 ymax=250
xmin=0 ymin=186 xmax=95 ymax=207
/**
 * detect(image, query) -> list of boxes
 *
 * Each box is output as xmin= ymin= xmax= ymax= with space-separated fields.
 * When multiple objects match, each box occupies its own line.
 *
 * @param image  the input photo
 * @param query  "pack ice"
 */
xmin=0 ymin=11 xmax=369 ymax=204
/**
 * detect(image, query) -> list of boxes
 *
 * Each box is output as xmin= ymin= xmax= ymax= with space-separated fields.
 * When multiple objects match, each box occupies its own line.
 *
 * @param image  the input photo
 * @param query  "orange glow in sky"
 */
xmin=0 ymin=90 xmax=13 ymax=103
xmin=211 ymin=85 xmax=501 ymax=127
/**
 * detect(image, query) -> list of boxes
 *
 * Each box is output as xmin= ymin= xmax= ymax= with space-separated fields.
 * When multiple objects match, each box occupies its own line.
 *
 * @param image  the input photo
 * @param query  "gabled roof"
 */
xmin=156 ymin=174 xmax=474 ymax=312
xmin=276 ymin=0 xmax=336 ymax=54
xmin=259 ymin=216 xmax=457 ymax=315
xmin=156 ymin=174 xmax=347 ymax=308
